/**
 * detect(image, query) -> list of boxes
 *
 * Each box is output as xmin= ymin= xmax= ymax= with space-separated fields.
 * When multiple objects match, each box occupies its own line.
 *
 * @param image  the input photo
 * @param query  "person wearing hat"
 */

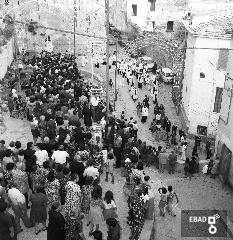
xmin=106 ymin=218 xmax=121 ymax=240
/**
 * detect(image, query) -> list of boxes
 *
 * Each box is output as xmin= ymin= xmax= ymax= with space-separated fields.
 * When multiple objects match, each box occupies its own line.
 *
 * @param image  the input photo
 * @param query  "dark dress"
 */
xmin=8 ymin=213 xmax=17 ymax=240
xmin=0 ymin=211 xmax=13 ymax=240
xmin=189 ymin=160 xmax=196 ymax=175
xmin=128 ymin=195 xmax=145 ymax=239
xmin=30 ymin=193 xmax=47 ymax=224
xmin=83 ymin=106 xmax=92 ymax=127
xmin=47 ymin=210 xmax=65 ymax=240
xmin=59 ymin=175 xmax=70 ymax=205
xmin=23 ymin=149 xmax=36 ymax=172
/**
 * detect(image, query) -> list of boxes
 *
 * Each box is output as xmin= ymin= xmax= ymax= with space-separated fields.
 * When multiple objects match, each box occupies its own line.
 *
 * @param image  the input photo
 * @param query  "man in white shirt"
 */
xmin=35 ymin=146 xmax=49 ymax=166
xmin=51 ymin=144 xmax=69 ymax=165
xmin=90 ymin=94 xmax=100 ymax=107
xmin=8 ymin=185 xmax=32 ymax=232
xmin=83 ymin=161 xmax=99 ymax=181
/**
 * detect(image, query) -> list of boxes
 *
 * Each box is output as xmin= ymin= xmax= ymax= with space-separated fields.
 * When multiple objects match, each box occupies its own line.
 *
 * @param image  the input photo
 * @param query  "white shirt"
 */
xmin=102 ymin=150 xmax=108 ymax=163
xmin=83 ymin=166 xmax=99 ymax=180
xmin=138 ymin=76 xmax=143 ymax=83
xmin=35 ymin=150 xmax=49 ymax=166
xmin=100 ymin=118 xmax=106 ymax=130
xmin=142 ymin=194 xmax=149 ymax=203
xmin=18 ymin=63 xmax=23 ymax=69
xmin=90 ymin=96 xmax=100 ymax=107
xmin=202 ymin=164 xmax=208 ymax=174
xmin=103 ymin=200 xmax=116 ymax=210
xmin=51 ymin=150 xmax=69 ymax=164
xmin=8 ymin=188 xmax=25 ymax=205
xmin=142 ymin=107 xmax=149 ymax=117
xmin=156 ymin=114 xmax=161 ymax=121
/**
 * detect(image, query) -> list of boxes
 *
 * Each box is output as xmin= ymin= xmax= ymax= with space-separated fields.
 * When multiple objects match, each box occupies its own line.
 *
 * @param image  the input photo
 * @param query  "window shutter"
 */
xmin=132 ymin=4 xmax=137 ymax=16
xmin=220 ymin=75 xmax=233 ymax=123
xmin=213 ymin=87 xmax=223 ymax=113
xmin=148 ymin=0 xmax=156 ymax=11
xmin=217 ymin=49 xmax=229 ymax=71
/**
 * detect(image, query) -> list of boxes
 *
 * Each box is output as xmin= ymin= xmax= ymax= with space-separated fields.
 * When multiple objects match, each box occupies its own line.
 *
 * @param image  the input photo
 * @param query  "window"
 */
xmin=148 ymin=0 xmax=156 ymax=11
xmin=217 ymin=49 xmax=229 ymax=71
xmin=213 ymin=87 xmax=223 ymax=113
xmin=197 ymin=125 xmax=207 ymax=136
xmin=167 ymin=21 xmax=174 ymax=31
xmin=200 ymin=72 xmax=205 ymax=78
xmin=132 ymin=4 xmax=137 ymax=16
xmin=152 ymin=21 xmax=155 ymax=30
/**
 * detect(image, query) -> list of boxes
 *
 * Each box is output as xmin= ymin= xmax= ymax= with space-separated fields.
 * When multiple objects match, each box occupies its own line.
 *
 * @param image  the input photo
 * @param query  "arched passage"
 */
xmin=120 ymin=31 xmax=185 ymax=79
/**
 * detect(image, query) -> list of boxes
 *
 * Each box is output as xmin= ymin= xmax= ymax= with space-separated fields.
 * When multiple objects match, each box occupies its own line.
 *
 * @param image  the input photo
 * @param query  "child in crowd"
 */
xmin=166 ymin=185 xmax=179 ymax=217
xmin=92 ymin=230 xmax=103 ymax=240
xmin=88 ymin=185 xmax=104 ymax=236
xmin=103 ymin=190 xmax=118 ymax=221
xmin=158 ymin=187 xmax=167 ymax=217
xmin=106 ymin=218 xmax=121 ymax=240
xmin=105 ymin=153 xmax=115 ymax=184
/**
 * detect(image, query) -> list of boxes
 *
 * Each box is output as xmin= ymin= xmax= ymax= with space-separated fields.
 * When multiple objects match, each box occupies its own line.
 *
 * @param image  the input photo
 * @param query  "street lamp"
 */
xmin=105 ymin=0 xmax=110 ymax=123
xmin=73 ymin=0 xmax=77 ymax=58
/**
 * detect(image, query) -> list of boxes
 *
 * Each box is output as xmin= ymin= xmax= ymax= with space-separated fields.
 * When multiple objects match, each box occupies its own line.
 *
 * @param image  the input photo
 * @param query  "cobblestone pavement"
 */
xmin=2 ymin=49 xmax=233 ymax=240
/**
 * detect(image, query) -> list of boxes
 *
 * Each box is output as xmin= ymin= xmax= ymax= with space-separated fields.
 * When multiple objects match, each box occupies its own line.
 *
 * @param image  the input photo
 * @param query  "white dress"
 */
xmin=181 ymin=145 xmax=187 ymax=161
xmin=133 ymin=89 xmax=138 ymax=100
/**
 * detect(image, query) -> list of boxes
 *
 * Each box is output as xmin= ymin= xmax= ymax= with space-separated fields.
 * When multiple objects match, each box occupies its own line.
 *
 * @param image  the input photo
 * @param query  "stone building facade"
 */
xmin=4 ymin=0 xmax=107 ymax=54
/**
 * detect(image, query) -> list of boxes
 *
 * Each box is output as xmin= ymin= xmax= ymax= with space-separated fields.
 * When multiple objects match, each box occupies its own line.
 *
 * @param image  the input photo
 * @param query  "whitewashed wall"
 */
xmin=182 ymin=34 xmax=196 ymax=122
xmin=216 ymin=38 xmax=233 ymax=186
xmin=182 ymin=35 xmax=229 ymax=136
xmin=0 ymin=38 xmax=14 ymax=80
xmin=127 ymin=0 xmax=151 ymax=29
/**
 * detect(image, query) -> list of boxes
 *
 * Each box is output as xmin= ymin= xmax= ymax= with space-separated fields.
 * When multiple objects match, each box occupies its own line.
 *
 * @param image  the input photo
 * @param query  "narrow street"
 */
xmin=0 ymin=1 xmax=233 ymax=240
xmin=0 ymin=50 xmax=231 ymax=240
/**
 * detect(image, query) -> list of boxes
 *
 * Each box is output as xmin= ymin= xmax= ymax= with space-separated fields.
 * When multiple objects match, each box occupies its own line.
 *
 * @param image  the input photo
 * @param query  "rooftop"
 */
xmin=182 ymin=8 xmax=233 ymax=38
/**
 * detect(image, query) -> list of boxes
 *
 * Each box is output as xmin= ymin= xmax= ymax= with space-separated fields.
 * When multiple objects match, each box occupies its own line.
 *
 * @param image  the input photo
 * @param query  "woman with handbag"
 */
xmin=102 ymin=191 xmax=118 ymax=221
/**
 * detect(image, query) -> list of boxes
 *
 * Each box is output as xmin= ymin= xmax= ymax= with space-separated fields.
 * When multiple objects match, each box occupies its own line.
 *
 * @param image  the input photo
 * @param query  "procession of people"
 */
xmin=0 ymin=47 xmax=217 ymax=240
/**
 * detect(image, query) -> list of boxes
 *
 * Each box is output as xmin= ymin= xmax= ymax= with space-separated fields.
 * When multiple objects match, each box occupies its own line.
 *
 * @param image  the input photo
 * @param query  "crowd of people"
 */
xmin=0 ymin=48 xmax=219 ymax=240
xmin=0 ymin=51 xmax=160 ymax=240
xmin=116 ymin=56 xmax=218 ymax=179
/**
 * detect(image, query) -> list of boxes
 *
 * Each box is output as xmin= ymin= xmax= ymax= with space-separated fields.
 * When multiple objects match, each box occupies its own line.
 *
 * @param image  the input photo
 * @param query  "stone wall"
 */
xmin=11 ymin=0 xmax=106 ymax=54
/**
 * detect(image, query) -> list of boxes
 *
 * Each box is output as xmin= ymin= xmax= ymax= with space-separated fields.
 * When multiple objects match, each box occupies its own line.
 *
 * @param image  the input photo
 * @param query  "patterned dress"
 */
xmin=31 ymin=168 xmax=49 ymax=192
xmin=59 ymin=175 xmax=70 ymax=205
xmin=129 ymin=195 xmax=145 ymax=240
xmin=81 ymin=185 xmax=93 ymax=215
xmin=64 ymin=181 xmax=82 ymax=217
xmin=38 ymin=120 xmax=47 ymax=141
xmin=45 ymin=179 xmax=61 ymax=209
xmin=65 ymin=214 xmax=83 ymax=240
xmin=3 ymin=170 xmax=13 ymax=191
